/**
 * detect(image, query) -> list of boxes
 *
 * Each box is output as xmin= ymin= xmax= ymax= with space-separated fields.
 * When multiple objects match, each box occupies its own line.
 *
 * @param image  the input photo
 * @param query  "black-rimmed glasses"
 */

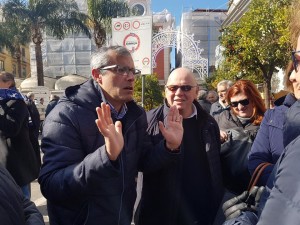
xmin=292 ymin=50 xmax=300 ymax=72
xmin=165 ymin=85 xmax=197 ymax=92
xmin=99 ymin=65 xmax=141 ymax=75
xmin=230 ymin=99 xmax=250 ymax=108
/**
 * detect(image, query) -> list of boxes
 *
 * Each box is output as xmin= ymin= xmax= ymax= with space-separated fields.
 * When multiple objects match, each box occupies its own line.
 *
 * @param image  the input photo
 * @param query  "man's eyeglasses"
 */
xmin=99 ymin=65 xmax=141 ymax=75
xmin=292 ymin=50 xmax=300 ymax=72
xmin=165 ymin=85 xmax=197 ymax=92
xmin=230 ymin=99 xmax=250 ymax=108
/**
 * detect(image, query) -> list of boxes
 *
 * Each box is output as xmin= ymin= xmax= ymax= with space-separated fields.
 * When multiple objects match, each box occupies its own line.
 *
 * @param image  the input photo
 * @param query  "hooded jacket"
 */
xmin=39 ymin=79 xmax=179 ymax=225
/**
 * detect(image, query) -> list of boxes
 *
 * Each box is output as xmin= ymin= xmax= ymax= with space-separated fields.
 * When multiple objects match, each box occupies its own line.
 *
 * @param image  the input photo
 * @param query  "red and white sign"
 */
xmin=132 ymin=21 xmax=140 ymax=29
xmin=142 ymin=57 xmax=150 ymax=65
xmin=123 ymin=33 xmax=140 ymax=53
xmin=123 ymin=22 xmax=130 ymax=30
xmin=114 ymin=22 xmax=122 ymax=31
xmin=112 ymin=16 xmax=152 ymax=75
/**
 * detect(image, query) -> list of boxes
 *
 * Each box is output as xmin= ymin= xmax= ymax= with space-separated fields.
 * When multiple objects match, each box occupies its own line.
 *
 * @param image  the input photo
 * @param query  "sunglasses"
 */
xmin=230 ymin=99 xmax=250 ymax=108
xmin=165 ymin=85 xmax=197 ymax=92
xmin=99 ymin=65 xmax=141 ymax=75
xmin=292 ymin=50 xmax=300 ymax=73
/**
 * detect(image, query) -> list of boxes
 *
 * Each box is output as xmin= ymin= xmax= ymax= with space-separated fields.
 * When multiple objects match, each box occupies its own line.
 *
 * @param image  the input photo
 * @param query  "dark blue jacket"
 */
xmin=248 ymin=94 xmax=296 ymax=185
xmin=223 ymin=99 xmax=300 ymax=225
xmin=136 ymin=100 xmax=223 ymax=225
xmin=45 ymin=98 xmax=59 ymax=117
xmin=38 ymin=79 xmax=179 ymax=225
xmin=0 ymin=165 xmax=44 ymax=225
xmin=256 ymin=100 xmax=300 ymax=224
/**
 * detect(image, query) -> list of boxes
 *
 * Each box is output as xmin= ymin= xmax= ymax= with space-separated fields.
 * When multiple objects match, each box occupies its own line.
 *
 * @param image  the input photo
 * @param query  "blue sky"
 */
xmin=151 ymin=0 xmax=228 ymax=26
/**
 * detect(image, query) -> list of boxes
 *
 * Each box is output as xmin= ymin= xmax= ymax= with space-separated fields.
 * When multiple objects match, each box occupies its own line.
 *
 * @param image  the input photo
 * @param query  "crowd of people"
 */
xmin=0 ymin=0 xmax=299 ymax=224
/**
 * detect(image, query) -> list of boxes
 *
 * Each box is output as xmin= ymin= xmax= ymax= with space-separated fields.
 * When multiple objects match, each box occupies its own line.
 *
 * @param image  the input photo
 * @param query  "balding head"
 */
xmin=167 ymin=68 xmax=198 ymax=87
xmin=165 ymin=67 xmax=199 ymax=118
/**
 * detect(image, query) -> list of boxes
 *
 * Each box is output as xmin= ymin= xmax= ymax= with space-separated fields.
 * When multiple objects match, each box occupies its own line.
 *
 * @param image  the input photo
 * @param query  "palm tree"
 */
xmin=87 ymin=0 xmax=130 ymax=48
xmin=2 ymin=0 xmax=91 ymax=86
xmin=0 ymin=18 xmax=31 ymax=78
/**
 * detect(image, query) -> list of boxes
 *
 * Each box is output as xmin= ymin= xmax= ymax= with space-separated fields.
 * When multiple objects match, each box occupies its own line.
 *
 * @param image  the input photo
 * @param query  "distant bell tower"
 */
xmin=126 ymin=0 xmax=151 ymax=16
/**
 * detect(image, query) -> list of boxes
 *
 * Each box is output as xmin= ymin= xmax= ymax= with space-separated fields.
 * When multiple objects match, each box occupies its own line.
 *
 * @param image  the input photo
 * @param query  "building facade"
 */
xmin=222 ymin=0 xmax=251 ymax=27
xmin=0 ymin=6 xmax=31 ymax=78
xmin=30 ymin=0 xmax=95 ymax=79
xmin=28 ymin=0 xmax=173 ymax=86
xmin=179 ymin=9 xmax=227 ymax=77
xmin=0 ymin=47 xmax=31 ymax=78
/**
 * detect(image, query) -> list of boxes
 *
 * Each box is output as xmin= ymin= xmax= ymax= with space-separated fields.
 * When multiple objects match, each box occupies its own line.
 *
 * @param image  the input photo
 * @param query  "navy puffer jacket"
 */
xmin=39 ymin=79 xmax=178 ymax=225
xmin=257 ymin=100 xmax=300 ymax=224
xmin=0 ymin=165 xmax=44 ymax=225
xmin=248 ymin=93 xmax=296 ymax=185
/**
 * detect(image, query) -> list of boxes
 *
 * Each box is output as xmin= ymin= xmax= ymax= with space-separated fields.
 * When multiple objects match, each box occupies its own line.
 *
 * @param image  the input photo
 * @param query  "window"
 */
xmin=22 ymin=48 xmax=26 ymax=57
xmin=22 ymin=66 xmax=26 ymax=77
xmin=0 ymin=60 xmax=4 ymax=71
xmin=12 ymin=64 xmax=17 ymax=75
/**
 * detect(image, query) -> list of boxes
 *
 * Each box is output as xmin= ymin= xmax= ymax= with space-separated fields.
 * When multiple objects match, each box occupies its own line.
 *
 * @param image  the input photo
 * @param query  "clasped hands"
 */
xmin=222 ymin=186 xmax=265 ymax=220
xmin=95 ymin=103 xmax=183 ymax=161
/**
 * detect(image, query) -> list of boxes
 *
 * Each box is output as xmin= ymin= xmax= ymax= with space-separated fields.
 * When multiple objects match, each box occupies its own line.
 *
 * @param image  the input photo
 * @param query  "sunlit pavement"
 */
xmin=31 ymin=179 xmax=49 ymax=224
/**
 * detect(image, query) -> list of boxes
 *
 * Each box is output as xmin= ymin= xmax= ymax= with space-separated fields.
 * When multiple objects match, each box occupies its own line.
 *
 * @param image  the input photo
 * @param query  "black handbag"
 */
xmin=221 ymin=127 xmax=254 ymax=195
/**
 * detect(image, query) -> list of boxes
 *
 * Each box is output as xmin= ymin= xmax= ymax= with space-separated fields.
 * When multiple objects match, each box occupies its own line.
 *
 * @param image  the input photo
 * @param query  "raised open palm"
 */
xmin=95 ymin=102 xmax=124 ymax=160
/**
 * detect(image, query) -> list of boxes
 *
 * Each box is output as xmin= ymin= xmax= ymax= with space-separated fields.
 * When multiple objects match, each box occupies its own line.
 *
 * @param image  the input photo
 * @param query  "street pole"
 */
xmin=141 ymin=74 xmax=145 ymax=107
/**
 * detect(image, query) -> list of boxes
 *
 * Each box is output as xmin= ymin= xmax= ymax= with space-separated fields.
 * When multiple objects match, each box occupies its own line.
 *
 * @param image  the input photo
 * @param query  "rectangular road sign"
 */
xmin=112 ymin=16 xmax=152 ymax=75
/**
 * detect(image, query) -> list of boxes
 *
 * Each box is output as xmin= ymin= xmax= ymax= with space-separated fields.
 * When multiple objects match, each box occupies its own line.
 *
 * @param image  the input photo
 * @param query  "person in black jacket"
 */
xmin=0 ymin=164 xmax=44 ymax=225
xmin=38 ymin=46 xmax=183 ymax=225
xmin=45 ymin=95 xmax=60 ymax=117
xmin=0 ymin=71 xmax=40 ymax=199
xmin=198 ymin=89 xmax=212 ymax=113
xmin=135 ymin=67 xmax=224 ymax=225
xmin=25 ymin=92 xmax=41 ymax=172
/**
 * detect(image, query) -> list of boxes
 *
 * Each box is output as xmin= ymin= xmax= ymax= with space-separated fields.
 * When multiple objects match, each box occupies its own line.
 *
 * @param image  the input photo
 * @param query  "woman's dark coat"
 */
xmin=215 ymin=109 xmax=260 ymax=194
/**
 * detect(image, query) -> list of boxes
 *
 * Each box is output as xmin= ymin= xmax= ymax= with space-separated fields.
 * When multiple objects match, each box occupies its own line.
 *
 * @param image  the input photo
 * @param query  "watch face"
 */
xmin=132 ymin=3 xmax=145 ymax=16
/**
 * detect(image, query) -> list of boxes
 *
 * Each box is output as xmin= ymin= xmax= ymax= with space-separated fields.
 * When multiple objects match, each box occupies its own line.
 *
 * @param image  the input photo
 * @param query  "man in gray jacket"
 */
xmin=210 ymin=80 xmax=233 ymax=117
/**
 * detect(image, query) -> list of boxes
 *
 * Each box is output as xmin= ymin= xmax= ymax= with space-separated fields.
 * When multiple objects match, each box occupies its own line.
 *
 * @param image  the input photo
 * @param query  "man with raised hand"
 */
xmin=39 ymin=46 xmax=183 ymax=225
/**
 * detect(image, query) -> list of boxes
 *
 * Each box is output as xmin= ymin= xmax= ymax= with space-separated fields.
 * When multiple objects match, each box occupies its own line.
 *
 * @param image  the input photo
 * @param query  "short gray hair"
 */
xmin=90 ymin=46 xmax=131 ymax=71
xmin=198 ymin=90 xmax=208 ymax=100
xmin=27 ymin=92 xmax=35 ymax=99
xmin=207 ymin=90 xmax=218 ymax=98
xmin=217 ymin=80 xmax=233 ymax=89
xmin=0 ymin=71 xmax=15 ymax=87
